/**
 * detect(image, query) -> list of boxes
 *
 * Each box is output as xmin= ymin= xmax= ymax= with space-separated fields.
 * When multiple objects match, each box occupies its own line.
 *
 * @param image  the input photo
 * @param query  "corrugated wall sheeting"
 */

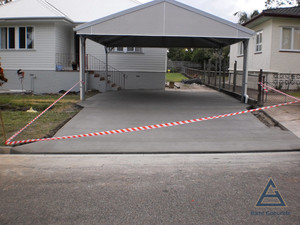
xmin=86 ymin=39 xmax=167 ymax=72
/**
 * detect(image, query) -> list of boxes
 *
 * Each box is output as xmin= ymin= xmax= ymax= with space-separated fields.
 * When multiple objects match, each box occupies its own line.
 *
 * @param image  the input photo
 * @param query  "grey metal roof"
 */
xmin=0 ymin=0 xmax=141 ymax=23
xmin=75 ymin=0 xmax=255 ymax=48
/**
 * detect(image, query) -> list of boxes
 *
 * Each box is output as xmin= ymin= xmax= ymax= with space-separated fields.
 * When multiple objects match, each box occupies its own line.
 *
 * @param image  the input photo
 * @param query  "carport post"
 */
xmin=80 ymin=36 xmax=86 ymax=101
xmin=218 ymin=48 xmax=222 ymax=91
xmin=105 ymin=47 xmax=109 ymax=92
xmin=241 ymin=40 xmax=249 ymax=103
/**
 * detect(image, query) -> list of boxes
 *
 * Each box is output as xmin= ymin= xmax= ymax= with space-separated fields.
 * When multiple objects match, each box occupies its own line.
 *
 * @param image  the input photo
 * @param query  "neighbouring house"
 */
xmin=229 ymin=6 xmax=300 ymax=90
xmin=0 ymin=0 xmax=167 ymax=93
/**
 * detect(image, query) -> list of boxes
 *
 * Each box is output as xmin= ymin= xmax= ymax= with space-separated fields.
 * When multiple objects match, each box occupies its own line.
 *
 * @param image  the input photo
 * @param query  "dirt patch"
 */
xmin=252 ymin=111 xmax=287 ymax=130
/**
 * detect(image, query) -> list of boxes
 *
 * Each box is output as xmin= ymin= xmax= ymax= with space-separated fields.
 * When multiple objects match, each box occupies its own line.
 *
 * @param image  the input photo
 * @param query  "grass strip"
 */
xmin=166 ymin=73 xmax=187 ymax=82
xmin=0 ymin=92 xmax=97 ymax=146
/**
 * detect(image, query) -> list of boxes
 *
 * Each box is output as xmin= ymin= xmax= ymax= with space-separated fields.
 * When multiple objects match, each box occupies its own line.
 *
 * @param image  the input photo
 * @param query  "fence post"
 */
xmin=208 ymin=59 xmax=211 ymax=85
xmin=214 ymin=59 xmax=218 ymax=87
xmin=222 ymin=69 xmax=226 ymax=89
xmin=257 ymin=69 xmax=263 ymax=106
xmin=233 ymin=61 xmax=237 ymax=92
xmin=0 ymin=111 xmax=7 ymax=143
xmin=203 ymin=61 xmax=207 ymax=84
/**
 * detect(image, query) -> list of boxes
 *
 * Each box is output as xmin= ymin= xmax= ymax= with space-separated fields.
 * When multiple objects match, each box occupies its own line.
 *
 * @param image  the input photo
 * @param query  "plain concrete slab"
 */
xmin=0 ymin=153 xmax=300 ymax=225
xmin=12 ymin=88 xmax=300 ymax=153
xmin=264 ymin=104 xmax=300 ymax=138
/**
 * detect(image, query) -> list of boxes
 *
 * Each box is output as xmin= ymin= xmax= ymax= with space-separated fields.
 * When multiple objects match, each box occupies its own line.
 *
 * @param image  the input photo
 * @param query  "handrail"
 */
xmin=85 ymin=54 xmax=126 ymax=88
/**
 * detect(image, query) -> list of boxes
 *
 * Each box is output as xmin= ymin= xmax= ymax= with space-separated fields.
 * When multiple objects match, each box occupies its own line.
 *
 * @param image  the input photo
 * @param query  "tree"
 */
xmin=0 ymin=0 xmax=13 ymax=5
xmin=265 ymin=0 xmax=300 ymax=8
xmin=234 ymin=10 xmax=260 ymax=24
xmin=167 ymin=48 xmax=186 ymax=61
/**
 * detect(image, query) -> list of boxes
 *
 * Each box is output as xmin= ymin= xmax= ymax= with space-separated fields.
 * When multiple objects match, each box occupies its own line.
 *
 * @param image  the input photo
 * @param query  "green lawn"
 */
xmin=0 ymin=92 xmax=98 ymax=146
xmin=166 ymin=73 xmax=187 ymax=82
xmin=288 ymin=91 xmax=300 ymax=98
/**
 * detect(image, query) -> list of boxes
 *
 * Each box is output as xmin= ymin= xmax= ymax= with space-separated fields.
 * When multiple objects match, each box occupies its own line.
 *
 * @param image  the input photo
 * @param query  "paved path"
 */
xmin=12 ymin=87 xmax=300 ymax=153
xmin=265 ymin=104 xmax=300 ymax=139
xmin=1 ymin=153 xmax=299 ymax=225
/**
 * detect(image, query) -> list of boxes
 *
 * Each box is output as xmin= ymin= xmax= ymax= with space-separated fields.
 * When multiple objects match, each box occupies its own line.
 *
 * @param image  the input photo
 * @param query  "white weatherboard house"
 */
xmin=229 ymin=7 xmax=300 ymax=89
xmin=0 ymin=0 xmax=167 ymax=93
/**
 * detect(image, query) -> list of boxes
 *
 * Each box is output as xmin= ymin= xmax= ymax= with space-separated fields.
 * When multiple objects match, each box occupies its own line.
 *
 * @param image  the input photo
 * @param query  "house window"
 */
xmin=238 ymin=42 xmax=244 ymax=56
xmin=19 ymin=27 xmax=34 ymax=49
xmin=255 ymin=31 xmax=262 ymax=53
xmin=0 ymin=28 xmax=7 ymax=49
xmin=0 ymin=27 xmax=16 ymax=49
xmin=8 ymin=27 xmax=15 ymax=49
xmin=281 ymin=27 xmax=300 ymax=51
xmin=112 ymin=47 xmax=142 ymax=53
xmin=0 ymin=26 xmax=34 ymax=50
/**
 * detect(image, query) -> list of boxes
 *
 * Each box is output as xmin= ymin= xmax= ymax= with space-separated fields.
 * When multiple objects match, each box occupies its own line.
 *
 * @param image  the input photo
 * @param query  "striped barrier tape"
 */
xmin=5 ymin=81 xmax=81 ymax=145
xmin=5 ymin=99 xmax=300 ymax=145
xmin=259 ymin=82 xmax=300 ymax=101
xmin=259 ymin=82 xmax=269 ymax=93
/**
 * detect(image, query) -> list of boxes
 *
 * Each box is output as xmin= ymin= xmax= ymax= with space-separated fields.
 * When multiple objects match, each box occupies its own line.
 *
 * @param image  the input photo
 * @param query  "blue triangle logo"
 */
xmin=256 ymin=178 xmax=286 ymax=207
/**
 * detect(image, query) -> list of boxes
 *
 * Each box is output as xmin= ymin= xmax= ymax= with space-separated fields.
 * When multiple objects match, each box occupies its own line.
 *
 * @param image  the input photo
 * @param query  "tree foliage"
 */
xmin=234 ymin=10 xmax=260 ymax=24
xmin=168 ymin=47 xmax=230 ymax=70
xmin=0 ymin=0 xmax=13 ymax=5
xmin=265 ymin=0 xmax=300 ymax=8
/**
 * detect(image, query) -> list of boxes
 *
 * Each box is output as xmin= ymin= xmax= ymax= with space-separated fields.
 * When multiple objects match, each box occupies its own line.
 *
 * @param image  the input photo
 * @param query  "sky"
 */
xmin=138 ymin=0 xmax=267 ymax=23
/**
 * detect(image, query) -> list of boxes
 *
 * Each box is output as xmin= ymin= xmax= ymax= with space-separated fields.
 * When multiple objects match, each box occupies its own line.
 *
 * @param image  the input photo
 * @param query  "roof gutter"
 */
xmin=0 ymin=17 xmax=75 ymax=25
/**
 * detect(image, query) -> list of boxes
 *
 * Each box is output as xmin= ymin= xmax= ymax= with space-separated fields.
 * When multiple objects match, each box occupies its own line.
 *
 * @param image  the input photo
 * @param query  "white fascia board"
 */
xmin=0 ymin=17 xmax=74 ymax=25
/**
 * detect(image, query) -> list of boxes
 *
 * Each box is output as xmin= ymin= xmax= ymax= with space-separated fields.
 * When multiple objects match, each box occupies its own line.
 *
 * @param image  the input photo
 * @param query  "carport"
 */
xmin=74 ymin=0 xmax=255 ymax=101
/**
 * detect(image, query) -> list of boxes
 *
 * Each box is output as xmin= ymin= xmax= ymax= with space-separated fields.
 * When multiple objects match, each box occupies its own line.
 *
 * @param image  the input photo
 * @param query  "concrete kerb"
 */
xmin=0 ymin=146 xmax=11 ymax=154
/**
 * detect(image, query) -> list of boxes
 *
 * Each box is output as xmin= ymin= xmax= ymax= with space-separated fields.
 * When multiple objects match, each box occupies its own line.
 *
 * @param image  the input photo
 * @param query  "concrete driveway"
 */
xmin=12 ymin=86 xmax=300 ymax=153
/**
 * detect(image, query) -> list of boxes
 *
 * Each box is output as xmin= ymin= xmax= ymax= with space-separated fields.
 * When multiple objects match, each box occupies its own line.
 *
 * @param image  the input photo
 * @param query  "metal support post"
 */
xmin=218 ymin=48 xmax=222 ymax=90
xmin=233 ymin=60 xmax=237 ymax=92
xmin=105 ymin=47 xmax=109 ymax=92
xmin=257 ymin=69 xmax=263 ymax=106
xmin=242 ymin=40 xmax=249 ymax=103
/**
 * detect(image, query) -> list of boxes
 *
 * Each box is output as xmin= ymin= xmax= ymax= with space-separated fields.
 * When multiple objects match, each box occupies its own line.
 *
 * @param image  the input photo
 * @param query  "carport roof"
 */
xmin=74 ymin=0 xmax=255 ymax=48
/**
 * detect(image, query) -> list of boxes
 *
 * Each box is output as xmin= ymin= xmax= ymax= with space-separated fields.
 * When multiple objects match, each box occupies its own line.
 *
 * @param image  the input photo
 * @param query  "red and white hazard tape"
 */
xmin=5 ymin=98 xmax=300 ymax=145
xmin=259 ymin=82 xmax=300 ymax=101
xmin=5 ymin=81 xmax=81 ymax=145
xmin=259 ymin=82 xmax=269 ymax=93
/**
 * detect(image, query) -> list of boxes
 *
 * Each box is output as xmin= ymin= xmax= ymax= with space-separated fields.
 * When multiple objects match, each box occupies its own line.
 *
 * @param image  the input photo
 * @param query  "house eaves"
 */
xmin=243 ymin=6 xmax=300 ymax=27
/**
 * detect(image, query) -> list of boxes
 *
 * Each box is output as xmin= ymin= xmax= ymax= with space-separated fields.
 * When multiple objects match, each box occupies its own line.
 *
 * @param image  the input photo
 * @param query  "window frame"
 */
xmin=0 ymin=26 xmax=34 ymax=50
xmin=111 ymin=47 xmax=143 ymax=53
xmin=255 ymin=31 xmax=263 ymax=53
xmin=238 ymin=42 xmax=244 ymax=56
xmin=280 ymin=27 xmax=300 ymax=52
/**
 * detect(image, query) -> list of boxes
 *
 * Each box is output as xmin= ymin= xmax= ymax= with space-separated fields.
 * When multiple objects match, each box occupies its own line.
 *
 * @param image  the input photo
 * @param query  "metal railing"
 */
xmin=55 ymin=53 xmax=78 ymax=71
xmin=183 ymin=66 xmax=300 ymax=106
xmin=55 ymin=53 xmax=126 ymax=88
xmin=85 ymin=54 xmax=125 ymax=88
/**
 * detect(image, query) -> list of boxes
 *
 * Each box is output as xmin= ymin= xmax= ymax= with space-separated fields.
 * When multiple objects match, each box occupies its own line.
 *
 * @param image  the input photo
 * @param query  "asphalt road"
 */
xmin=1 ymin=152 xmax=299 ymax=225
